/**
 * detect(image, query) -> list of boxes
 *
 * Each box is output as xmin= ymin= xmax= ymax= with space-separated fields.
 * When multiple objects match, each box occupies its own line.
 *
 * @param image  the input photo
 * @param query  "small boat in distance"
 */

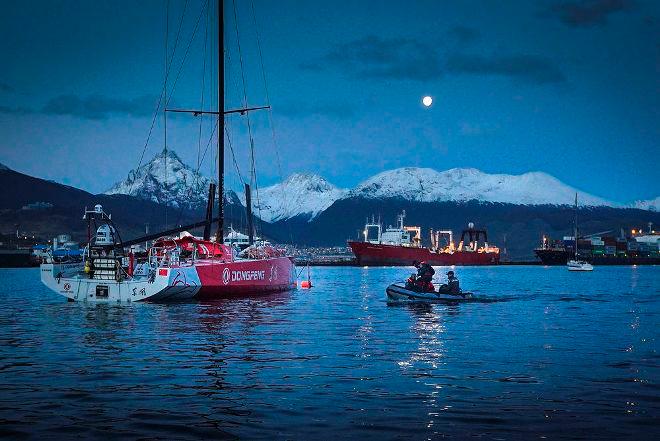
xmin=567 ymin=260 xmax=593 ymax=271
xmin=567 ymin=193 xmax=594 ymax=272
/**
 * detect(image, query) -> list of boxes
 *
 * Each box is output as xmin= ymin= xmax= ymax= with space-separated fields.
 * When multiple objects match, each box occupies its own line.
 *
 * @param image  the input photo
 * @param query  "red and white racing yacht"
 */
xmin=41 ymin=0 xmax=296 ymax=301
xmin=40 ymin=202 xmax=296 ymax=302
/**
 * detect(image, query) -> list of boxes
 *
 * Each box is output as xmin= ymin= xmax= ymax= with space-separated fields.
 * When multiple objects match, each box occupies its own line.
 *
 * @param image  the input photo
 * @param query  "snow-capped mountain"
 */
xmin=104 ymin=153 xmax=635 ymax=222
xmin=243 ymin=173 xmax=347 ymax=223
xmin=633 ymin=196 xmax=659 ymax=211
xmin=347 ymin=167 xmax=616 ymax=207
xmin=105 ymin=149 xmax=212 ymax=209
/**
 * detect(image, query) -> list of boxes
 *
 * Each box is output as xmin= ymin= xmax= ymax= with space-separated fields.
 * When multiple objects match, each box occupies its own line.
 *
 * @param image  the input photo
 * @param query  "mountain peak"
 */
xmin=155 ymin=148 xmax=183 ymax=162
xmin=0 ymin=162 xmax=11 ymax=171
xmin=282 ymin=173 xmax=338 ymax=192
xmin=284 ymin=172 xmax=321 ymax=182
xmin=105 ymin=149 xmax=210 ymax=208
xmin=633 ymin=196 xmax=659 ymax=211
xmin=246 ymin=173 xmax=347 ymax=223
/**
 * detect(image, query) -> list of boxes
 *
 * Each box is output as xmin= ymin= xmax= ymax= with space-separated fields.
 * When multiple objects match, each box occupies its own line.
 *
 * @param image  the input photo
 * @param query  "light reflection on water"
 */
xmin=0 ymin=265 xmax=658 ymax=439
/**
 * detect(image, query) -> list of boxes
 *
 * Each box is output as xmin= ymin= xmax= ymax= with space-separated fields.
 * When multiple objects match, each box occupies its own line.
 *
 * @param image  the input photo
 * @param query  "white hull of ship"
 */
xmin=40 ymin=263 xmax=200 ymax=303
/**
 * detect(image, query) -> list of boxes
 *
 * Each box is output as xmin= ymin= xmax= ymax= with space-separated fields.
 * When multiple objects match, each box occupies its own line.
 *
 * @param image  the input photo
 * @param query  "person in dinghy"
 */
xmin=437 ymin=271 xmax=461 ymax=295
xmin=405 ymin=261 xmax=435 ymax=292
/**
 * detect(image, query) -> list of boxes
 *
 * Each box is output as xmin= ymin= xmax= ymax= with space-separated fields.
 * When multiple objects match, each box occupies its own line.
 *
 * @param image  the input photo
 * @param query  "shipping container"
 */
xmin=603 ymin=237 xmax=617 ymax=246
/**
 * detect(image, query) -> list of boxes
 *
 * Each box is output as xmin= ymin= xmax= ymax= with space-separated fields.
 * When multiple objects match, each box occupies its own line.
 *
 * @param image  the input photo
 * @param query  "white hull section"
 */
xmin=567 ymin=260 xmax=594 ymax=271
xmin=40 ymin=263 xmax=200 ymax=303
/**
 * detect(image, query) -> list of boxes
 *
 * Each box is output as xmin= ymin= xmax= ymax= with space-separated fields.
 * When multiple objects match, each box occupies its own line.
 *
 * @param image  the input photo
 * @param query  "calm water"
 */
xmin=0 ymin=266 xmax=658 ymax=440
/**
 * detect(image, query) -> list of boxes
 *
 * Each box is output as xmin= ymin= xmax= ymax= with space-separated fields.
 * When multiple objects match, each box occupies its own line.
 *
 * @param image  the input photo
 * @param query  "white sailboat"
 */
xmin=567 ymin=193 xmax=594 ymax=272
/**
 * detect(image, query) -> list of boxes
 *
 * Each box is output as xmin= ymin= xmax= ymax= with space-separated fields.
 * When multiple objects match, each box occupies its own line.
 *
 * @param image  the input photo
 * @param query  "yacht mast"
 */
xmin=215 ymin=0 xmax=225 ymax=242
xmin=160 ymin=0 xmax=269 ymax=244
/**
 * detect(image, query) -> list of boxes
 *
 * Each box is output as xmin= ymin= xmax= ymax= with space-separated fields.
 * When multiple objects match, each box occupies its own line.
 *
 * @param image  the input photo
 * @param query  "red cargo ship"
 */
xmin=348 ymin=212 xmax=499 ymax=266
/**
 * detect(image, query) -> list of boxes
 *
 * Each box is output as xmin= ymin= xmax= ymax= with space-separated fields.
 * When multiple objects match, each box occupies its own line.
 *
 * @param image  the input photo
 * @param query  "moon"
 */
xmin=422 ymin=96 xmax=433 ymax=107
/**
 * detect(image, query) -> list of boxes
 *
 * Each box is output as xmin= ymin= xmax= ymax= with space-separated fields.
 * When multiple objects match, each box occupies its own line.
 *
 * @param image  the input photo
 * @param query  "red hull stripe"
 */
xmin=193 ymin=256 xmax=296 ymax=297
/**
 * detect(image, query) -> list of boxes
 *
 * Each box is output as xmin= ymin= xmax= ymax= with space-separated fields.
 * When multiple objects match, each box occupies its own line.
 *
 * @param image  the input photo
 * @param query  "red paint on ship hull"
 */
xmin=348 ymin=241 xmax=499 ymax=266
xmin=194 ymin=256 xmax=296 ymax=298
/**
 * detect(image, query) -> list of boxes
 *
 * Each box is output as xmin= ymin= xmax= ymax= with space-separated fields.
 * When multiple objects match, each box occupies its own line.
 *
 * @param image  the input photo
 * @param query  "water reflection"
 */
xmin=0 ymin=266 xmax=658 ymax=439
xmin=397 ymin=305 xmax=448 ymax=365
xmin=396 ymin=303 xmax=454 ymax=436
xmin=196 ymin=291 xmax=293 ymax=332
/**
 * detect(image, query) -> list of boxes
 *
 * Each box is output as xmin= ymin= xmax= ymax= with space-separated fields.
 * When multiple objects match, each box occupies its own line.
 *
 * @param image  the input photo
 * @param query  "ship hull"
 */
xmin=193 ymin=256 xmax=296 ymax=298
xmin=534 ymin=249 xmax=569 ymax=265
xmin=348 ymin=241 xmax=499 ymax=266
xmin=534 ymin=249 xmax=660 ymax=266
xmin=41 ymin=257 xmax=296 ymax=302
xmin=0 ymin=249 xmax=37 ymax=268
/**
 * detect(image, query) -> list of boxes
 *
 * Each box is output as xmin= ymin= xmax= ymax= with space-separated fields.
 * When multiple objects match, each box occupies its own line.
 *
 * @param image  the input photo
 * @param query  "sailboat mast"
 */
xmin=574 ymin=193 xmax=578 ymax=259
xmin=215 ymin=0 xmax=225 ymax=243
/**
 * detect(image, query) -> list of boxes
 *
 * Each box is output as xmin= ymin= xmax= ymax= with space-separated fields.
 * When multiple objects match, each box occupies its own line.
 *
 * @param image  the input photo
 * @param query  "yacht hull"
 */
xmin=40 ymin=256 xmax=296 ymax=302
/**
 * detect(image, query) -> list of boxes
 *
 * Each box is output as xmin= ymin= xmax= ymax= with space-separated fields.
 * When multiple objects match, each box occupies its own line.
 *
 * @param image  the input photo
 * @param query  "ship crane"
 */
xmin=580 ymin=230 xmax=613 ymax=240
xmin=430 ymin=229 xmax=454 ymax=252
xmin=458 ymin=222 xmax=489 ymax=252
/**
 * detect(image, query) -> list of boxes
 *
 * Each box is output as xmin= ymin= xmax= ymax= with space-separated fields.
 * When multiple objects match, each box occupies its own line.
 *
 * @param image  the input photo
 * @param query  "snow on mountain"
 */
xmin=632 ymin=196 xmax=659 ymax=211
xmin=105 ymin=149 xmax=212 ymax=209
xmin=104 ymin=152 xmax=631 ymax=222
xmin=243 ymin=173 xmax=347 ymax=223
xmin=347 ymin=167 xmax=616 ymax=207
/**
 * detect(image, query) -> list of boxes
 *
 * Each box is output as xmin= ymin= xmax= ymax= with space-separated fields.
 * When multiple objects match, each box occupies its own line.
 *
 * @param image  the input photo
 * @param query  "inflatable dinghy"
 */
xmin=386 ymin=283 xmax=473 ymax=302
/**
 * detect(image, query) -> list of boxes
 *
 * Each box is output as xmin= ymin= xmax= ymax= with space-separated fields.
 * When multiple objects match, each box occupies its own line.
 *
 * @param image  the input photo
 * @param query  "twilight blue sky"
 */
xmin=0 ymin=0 xmax=658 ymax=204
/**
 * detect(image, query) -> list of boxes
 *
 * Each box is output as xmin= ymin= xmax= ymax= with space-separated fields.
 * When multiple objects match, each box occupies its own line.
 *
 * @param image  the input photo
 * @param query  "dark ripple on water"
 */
xmin=0 ymin=265 xmax=658 ymax=439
